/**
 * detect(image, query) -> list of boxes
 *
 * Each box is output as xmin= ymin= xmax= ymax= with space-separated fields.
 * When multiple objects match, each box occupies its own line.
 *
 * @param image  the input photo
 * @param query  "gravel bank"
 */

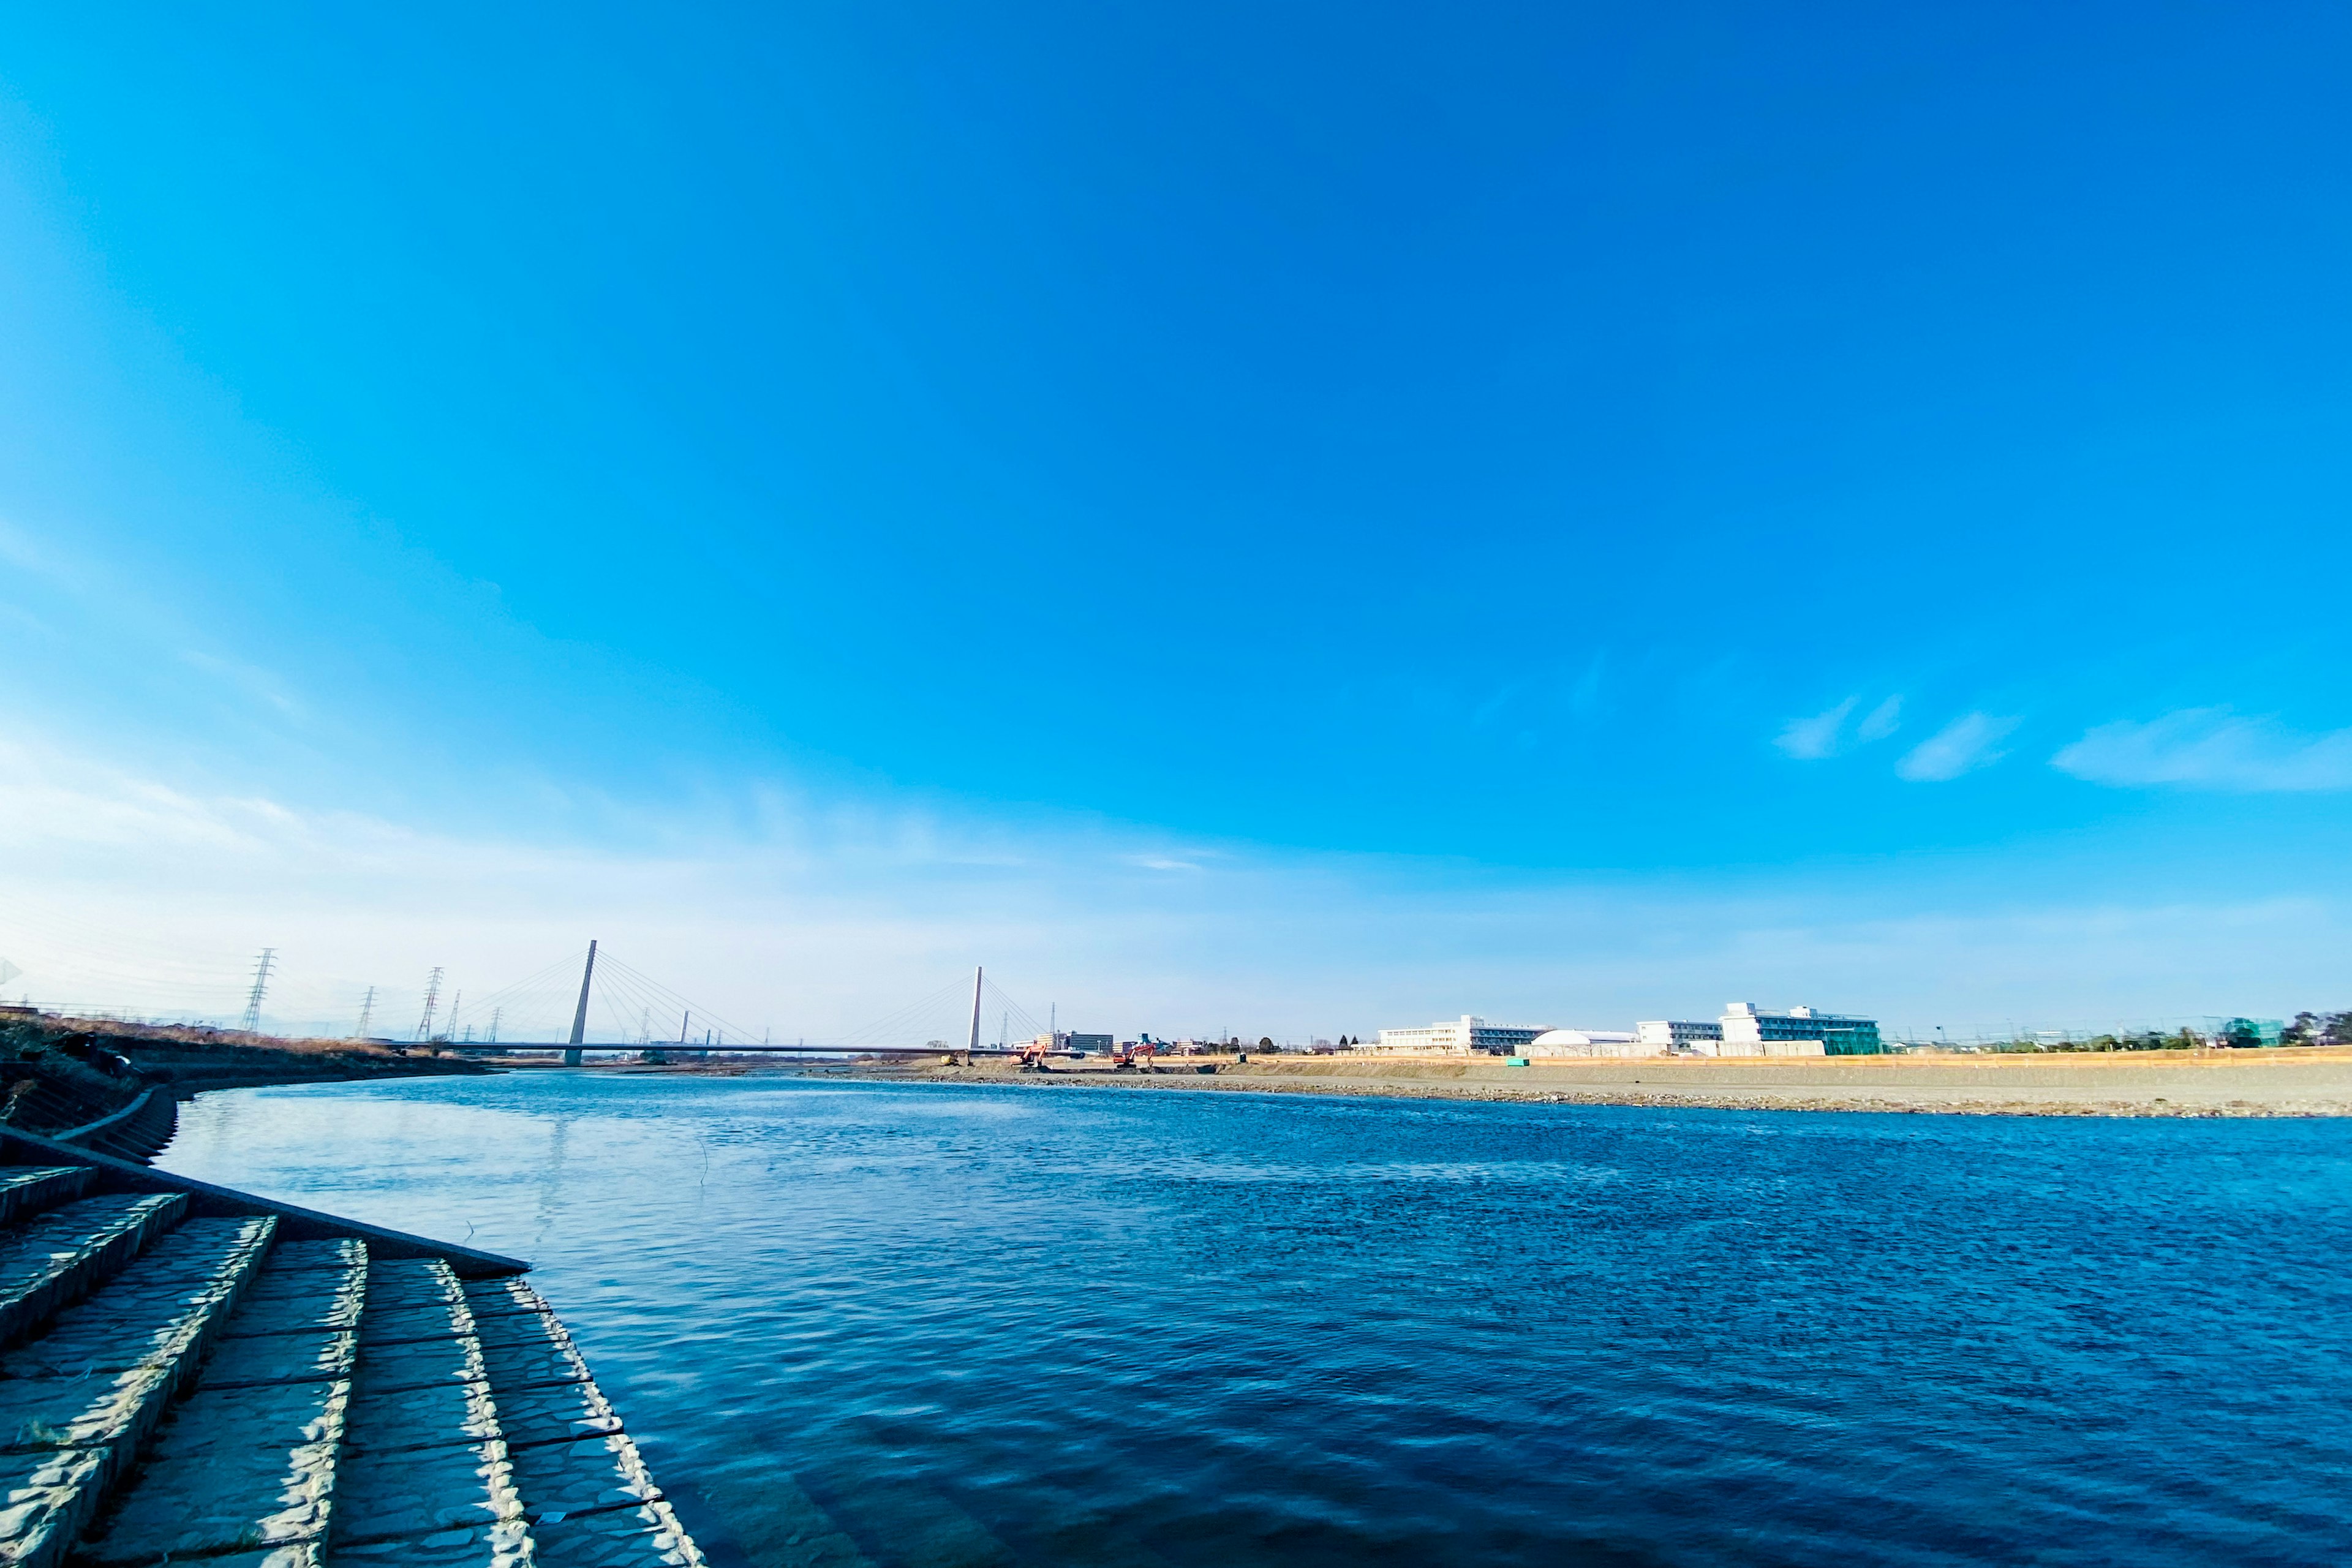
xmin=843 ymin=1049 xmax=2352 ymax=1117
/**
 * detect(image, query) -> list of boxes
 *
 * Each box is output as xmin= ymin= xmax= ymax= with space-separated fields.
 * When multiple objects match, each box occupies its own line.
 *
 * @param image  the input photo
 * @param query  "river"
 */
xmin=159 ymin=1072 xmax=2352 ymax=1566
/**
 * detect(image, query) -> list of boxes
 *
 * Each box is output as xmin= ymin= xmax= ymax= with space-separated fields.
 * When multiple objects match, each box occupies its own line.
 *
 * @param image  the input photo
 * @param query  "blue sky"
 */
xmin=2 ymin=3 xmax=2349 ymax=1040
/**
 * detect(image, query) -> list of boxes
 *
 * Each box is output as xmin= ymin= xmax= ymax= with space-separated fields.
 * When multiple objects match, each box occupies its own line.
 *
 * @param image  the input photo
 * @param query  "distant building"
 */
xmin=1636 ymin=1020 xmax=1724 ymax=1049
xmin=1527 ymin=1028 xmax=1648 ymax=1058
xmin=1031 ymin=1031 xmax=1115 ymax=1055
xmin=1716 ymin=1003 xmax=1882 ymax=1057
xmin=1372 ymin=1016 xmax=1549 ymax=1055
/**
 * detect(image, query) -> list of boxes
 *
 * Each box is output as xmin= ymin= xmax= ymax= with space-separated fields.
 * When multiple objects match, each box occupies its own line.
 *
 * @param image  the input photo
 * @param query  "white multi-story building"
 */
xmin=1374 ymin=1008 xmax=1880 ymax=1058
xmin=1632 ymin=1006 xmax=1880 ymax=1056
xmin=1636 ymin=1019 xmax=1725 ymax=1049
xmin=1371 ymin=1016 xmax=1549 ymax=1055
xmin=1719 ymin=1002 xmax=1881 ymax=1056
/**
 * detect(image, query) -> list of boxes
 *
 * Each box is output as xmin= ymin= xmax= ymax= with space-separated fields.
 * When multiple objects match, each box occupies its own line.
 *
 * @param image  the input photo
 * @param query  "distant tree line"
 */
xmin=1989 ymin=1029 xmax=2198 ymax=1052
xmin=1989 ymin=1012 xmax=2351 ymax=1052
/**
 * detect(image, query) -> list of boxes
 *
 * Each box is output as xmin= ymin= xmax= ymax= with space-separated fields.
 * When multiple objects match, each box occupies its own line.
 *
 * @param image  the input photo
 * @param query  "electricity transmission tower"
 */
xmin=352 ymin=986 xmax=376 ymax=1040
xmin=486 ymin=1006 xmax=502 ymax=1044
xmin=239 ymin=949 xmax=276 ymax=1033
xmin=414 ymin=967 xmax=444 ymax=1042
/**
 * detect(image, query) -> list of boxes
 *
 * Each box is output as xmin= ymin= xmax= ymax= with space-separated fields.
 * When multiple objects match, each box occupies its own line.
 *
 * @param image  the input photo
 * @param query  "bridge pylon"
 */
xmin=564 ymin=940 xmax=598 ymax=1066
xmin=965 ymin=965 xmax=982 ymax=1066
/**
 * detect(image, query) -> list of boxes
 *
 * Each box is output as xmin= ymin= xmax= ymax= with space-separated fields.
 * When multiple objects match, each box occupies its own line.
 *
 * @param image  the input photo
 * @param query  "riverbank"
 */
xmin=0 ymin=1013 xmax=491 ymax=1148
xmin=827 ymin=1046 xmax=2352 ymax=1117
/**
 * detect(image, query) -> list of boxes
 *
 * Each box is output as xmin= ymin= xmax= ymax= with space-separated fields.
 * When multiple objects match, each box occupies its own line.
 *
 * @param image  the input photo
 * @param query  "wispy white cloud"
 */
xmin=1896 ymin=712 xmax=2019 ymax=782
xmin=176 ymin=650 xmax=307 ymax=721
xmin=0 ymin=785 xmax=1224 ymax=1044
xmin=1776 ymin=693 xmax=1903 ymax=760
xmin=2053 ymin=708 xmax=2352 ymax=792
xmin=1776 ymin=697 xmax=1857 ymax=760
xmin=0 ymin=718 xmax=2338 ymax=1046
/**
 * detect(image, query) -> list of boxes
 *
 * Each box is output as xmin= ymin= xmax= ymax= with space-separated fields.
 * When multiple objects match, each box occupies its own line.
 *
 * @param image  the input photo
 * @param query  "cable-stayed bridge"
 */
xmin=439 ymin=941 xmax=1060 ymax=1063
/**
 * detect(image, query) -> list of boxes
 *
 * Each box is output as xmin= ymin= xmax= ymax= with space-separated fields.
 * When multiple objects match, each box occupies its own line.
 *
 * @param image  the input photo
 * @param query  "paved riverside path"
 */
xmin=0 ymin=1156 xmax=704 ymax=1567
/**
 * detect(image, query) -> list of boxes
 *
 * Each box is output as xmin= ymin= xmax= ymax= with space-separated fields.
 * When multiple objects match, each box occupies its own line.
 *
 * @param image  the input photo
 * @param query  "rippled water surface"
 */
xmin=161 ymin=1074 xmax=2352 ymax=1566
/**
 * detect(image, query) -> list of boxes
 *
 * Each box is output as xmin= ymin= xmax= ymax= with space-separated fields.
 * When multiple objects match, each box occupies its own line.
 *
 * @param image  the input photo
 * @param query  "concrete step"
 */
xmin=70 ymin=1238 xmax=368 ymax=1566
xmin=789 ymin=1468 xmax=1019 ymax=1568
xmin=4 ymin=1216 xmax=278 ymax=1382
xmin=461 ymin=1279 xmax=706 ymax=1568
xmin=326 ymin=1257 xmax=526 ymax=1568
xmin=0 ymin=1211 xmax=254 ymax=1568
xmin=0 ymin=1196 xmax=189 ymax=1351
xmin=56 ymin=1091 xmax=181 ymax=1168
xmin=690 ymin=1468 xmax=879 ymax=1568
xmin=0 ymin=1200 xmax=708 ymax=1568
xmin=0 ymin=1172 xmax=94 ymax=1233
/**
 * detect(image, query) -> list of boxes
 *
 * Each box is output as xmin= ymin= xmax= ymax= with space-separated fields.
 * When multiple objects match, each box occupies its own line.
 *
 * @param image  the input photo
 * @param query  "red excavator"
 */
xmin=1111 ymin=1040 xmax=1161 ymax=1072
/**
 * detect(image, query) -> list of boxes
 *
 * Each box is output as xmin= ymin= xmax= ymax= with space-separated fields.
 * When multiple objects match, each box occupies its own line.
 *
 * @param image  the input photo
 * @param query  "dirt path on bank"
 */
xmin=827 ymin=1049 xmax=2352 ymax=1117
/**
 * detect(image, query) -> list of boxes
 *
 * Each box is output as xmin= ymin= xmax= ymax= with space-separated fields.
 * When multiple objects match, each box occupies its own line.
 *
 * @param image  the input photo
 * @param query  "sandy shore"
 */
xmin=829 ymin=1047 xmax=2352 ymax=1117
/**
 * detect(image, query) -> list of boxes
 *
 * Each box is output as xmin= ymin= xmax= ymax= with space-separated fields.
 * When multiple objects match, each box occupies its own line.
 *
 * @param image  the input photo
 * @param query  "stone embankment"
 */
xmin=0 ymin=1125 xmax=703 ymax=1567
xmin=867 ymin=1047 xmax=2352 ymax=1117
xmin=0 ymin=1017 xmax=490 ymax=1164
